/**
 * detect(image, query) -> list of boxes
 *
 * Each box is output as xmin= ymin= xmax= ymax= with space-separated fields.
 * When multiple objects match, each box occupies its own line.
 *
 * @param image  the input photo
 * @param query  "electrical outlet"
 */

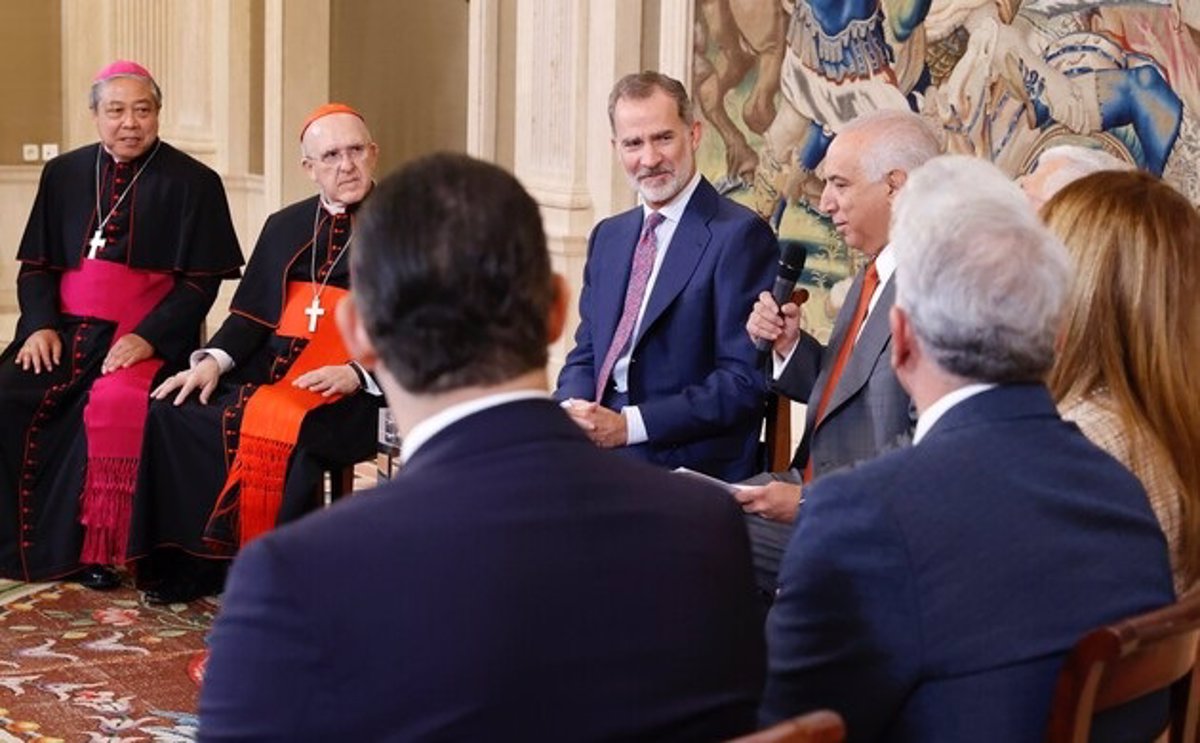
xmin=22 ymin=144 xmax=39 ymax=162
xmin=41 ymin=143 xmax=59 ymax=160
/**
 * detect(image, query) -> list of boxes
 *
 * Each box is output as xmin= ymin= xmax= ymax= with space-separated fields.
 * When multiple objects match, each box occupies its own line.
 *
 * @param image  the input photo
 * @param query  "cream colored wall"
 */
xmin=0 ymin=5 xmax=61 ymax=341
xmin=331 ymin=0 xmax=469 ymax=174
xmin=0 ymin=5 xmax=62 ymax=167
xmin=0 ymin=169 xmax=41 ymax=341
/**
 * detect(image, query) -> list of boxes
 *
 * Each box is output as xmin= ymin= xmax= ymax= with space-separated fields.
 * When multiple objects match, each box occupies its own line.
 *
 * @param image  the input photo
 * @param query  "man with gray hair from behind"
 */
xmin=760 ymin=155 xmax=1174 ymax=743
xmin=1018 ymin=143 xmax=1133 ymax=211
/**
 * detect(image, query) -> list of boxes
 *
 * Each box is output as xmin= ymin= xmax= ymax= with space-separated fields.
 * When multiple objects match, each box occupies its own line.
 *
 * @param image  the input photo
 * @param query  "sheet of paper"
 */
xmin=672 ymin=467 xmax=751 ymax=494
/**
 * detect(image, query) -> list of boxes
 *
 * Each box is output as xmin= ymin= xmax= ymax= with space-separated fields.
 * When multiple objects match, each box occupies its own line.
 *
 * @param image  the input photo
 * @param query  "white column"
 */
xmin=262 ymin=0 xmax=329 ymax=212
xmin=507 ymin=0 xmax=647 ymax=377
xmin=466 ymin=0 xmax=499 ymax=160
xmin=657 ymin=0 xmax=693 ymax=84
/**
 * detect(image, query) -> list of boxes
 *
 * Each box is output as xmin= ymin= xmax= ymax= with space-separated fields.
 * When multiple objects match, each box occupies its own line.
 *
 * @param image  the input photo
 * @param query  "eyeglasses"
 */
xmin=306 ymin=143 xmax=372 ymax=167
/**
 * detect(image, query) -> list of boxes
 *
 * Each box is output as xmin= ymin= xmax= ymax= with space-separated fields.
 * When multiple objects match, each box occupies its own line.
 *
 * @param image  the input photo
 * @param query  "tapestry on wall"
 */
xmin=694 ymin=0 xmax=1200 ymax=338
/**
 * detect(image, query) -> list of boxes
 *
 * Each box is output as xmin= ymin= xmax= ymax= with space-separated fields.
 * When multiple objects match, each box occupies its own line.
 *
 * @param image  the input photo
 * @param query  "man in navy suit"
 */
xmin=760 ymin=156 xmax=1174 ymax=742
xmin=556 ymin=71 xmax=777 ymax=482
xmin=198 ymin=153 xmax=766 ymax=741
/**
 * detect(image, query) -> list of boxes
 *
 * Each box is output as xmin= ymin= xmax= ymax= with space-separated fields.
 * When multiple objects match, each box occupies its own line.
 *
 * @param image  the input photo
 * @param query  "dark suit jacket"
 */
xmin=556 ymin=177 xmax=778 ymax=481
xmin=776 ymin=271 xmax=912 ymax=477
xmin=760 ymin=384 xmax=1175 ymax=743
xmin=199 ymin=398 xmax=766 ymax=742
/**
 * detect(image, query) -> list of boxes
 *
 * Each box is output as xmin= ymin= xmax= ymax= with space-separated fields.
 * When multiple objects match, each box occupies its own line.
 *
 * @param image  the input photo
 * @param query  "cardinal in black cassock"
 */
xmin=127 ymin=104 xmax=382 ymax=604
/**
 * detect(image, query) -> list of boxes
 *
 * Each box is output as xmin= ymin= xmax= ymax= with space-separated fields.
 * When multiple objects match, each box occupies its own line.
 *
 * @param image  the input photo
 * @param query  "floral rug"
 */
xmin=0 ymin=579 xmax=217 ymax=742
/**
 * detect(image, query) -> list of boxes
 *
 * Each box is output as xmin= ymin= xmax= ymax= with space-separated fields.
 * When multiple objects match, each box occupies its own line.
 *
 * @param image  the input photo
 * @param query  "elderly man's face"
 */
xmin=301 ymin=113 xmax=379 ymax=206
xmin=611 ymin=88 xmax=701 ymax=209
xmin=818 ymin=131 xmax=894 ymax=257
xmin=93 ymin=77 xmax=160 ymax=162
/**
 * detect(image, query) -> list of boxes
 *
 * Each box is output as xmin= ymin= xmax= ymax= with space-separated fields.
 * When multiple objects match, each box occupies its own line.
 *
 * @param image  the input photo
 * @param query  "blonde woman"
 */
xmin=1043 ymin=170 xmax=1200 ymax=595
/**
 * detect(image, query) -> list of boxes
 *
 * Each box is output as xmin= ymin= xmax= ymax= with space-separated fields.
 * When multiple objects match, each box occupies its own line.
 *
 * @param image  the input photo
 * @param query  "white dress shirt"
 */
xmin=911 ymin=383 xmax=996 ymax=444
xmin=402 ymin=391 xmax=550 ymax=463
xmin=773 ymin=242 xmax=898 ymax=378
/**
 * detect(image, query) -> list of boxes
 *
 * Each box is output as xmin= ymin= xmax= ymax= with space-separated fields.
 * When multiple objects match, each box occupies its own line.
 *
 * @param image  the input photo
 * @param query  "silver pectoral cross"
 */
xmin=88 ymin=230 xmax=106 ymax=259
xmin=305 ymin=296 xmax=326 ymax=332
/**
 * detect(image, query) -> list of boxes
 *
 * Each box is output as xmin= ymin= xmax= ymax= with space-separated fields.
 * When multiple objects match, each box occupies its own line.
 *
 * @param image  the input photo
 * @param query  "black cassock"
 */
xmin=128 ymin=194 xmax=380 ymax=562
xmin=0 ymin=141 xmax=243 ymax=581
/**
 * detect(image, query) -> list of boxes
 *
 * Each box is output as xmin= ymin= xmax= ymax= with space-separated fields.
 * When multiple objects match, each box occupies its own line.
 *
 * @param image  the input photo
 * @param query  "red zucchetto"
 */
xmin=299 ymin=103 xmax=364 ymax=141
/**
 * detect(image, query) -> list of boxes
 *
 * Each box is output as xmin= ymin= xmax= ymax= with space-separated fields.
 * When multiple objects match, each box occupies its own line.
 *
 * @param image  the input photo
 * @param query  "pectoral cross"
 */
xmin=305 ymin=296 xmax=326 ymax=332
xmin=88 ymin=230 xmax=106 ymax=259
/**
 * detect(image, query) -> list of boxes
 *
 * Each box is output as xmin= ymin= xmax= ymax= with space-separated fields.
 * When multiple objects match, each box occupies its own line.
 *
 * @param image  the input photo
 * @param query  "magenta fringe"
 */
xmin=79 ymin=455 xmax=139 ymax=565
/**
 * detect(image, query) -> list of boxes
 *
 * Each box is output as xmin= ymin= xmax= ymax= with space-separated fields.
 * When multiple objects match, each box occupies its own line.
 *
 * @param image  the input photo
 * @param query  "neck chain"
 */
xmin=303 ymin=201 xmax=353 ymax=332
xmin=89 ymin=140 xmax=162 ymax=259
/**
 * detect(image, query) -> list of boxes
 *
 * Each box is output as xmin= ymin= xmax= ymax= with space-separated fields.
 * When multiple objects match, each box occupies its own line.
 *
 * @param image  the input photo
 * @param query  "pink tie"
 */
xmin=595 ymin=211 xmax=665 ymax=401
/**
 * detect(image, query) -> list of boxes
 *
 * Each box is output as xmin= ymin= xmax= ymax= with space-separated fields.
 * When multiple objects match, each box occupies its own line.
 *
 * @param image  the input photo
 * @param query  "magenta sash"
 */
xmin=61 ymin=259 xmax=173 ymax=565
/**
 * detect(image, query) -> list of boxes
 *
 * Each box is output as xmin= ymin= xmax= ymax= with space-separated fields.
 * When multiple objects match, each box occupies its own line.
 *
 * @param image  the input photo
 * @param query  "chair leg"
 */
xmin=329 ymin=464 xmax=355 ymax=502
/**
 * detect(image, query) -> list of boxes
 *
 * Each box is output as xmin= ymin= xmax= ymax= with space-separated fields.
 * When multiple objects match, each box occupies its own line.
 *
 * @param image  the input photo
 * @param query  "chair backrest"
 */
xmin=727 ymin=710 xmax=845 ymax=743
xmin=1045 ymin=590 xmax=1200 ymax=743
xmin=764 ymin=392 xmax=793 ymax=472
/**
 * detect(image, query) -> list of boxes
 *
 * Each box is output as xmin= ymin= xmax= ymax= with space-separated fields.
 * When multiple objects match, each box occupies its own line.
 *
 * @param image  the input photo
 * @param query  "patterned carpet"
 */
xmin=0 ymin=463 xmax=381 ymax=742
xmin=0 ymin=578 xmax=217 ymax=742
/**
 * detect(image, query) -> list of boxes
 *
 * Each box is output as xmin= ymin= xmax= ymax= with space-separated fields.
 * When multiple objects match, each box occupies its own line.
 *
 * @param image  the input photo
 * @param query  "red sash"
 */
xmin=60 ymin=259 xmax=173 ymax=565
xmin=208 ymin=282 xmax=350 ymax=546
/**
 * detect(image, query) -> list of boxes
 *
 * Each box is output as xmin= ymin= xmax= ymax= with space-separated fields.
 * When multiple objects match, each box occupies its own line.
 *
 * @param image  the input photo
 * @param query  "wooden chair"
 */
xmin=727 ymin=710 xmax=845 ymax=743
xmin=1044 ymin=590 xmax=1200 ymax=743
xmin=763 ymin=391 xmax=794 ymax=472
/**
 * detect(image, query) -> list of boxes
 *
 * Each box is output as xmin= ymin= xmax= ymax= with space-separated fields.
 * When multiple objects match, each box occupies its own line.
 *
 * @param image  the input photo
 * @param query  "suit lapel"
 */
xmin=592 ymin=210 xmax=645 ymax=362
xmin=633 ymin=179 xmax=716 ymax=348
xmin=821 ymin=278 xmax=895 ymax=418
xmin=804 ymin=269 xmax=867 ymax=429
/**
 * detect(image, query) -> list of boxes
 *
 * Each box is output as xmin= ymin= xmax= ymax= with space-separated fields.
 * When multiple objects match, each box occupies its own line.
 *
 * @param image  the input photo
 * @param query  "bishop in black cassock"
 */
xmin=0 ymin=61 xmax=243 ymax=583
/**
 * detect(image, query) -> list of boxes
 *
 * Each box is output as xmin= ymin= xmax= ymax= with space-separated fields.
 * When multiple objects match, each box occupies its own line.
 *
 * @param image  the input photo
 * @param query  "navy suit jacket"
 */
xmin=199 ymin=399 xmax=766 ymax=742
xmin=776 ymin=271 xmax=912 ymax=477
xmin=556 ymin=177 xmax=777 ymax=481
xmin=761 ymin=385 xmax=1174 ymax=743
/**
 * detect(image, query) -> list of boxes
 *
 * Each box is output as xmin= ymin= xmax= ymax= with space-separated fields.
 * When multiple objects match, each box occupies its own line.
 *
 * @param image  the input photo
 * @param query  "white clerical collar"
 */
xmin=643 ymin=170 xmax=702 ymax=224
xmin=319 ymin=192 xmax=347 ymax=215
xmin=401 ymin=390 xmax=550 ymax=463
xmin=912 ymin=383 xmax=996 ymax=444
xmin=320 ymin=181 xmax=375 ymax=215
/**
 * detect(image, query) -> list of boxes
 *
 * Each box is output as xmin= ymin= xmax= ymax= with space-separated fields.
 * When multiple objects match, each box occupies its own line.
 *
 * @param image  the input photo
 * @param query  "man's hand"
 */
xmin=153 ymin=355 xmax=222 ymax=405
xmin=15 ymin=329 xmax=62 ymax=374
xmin=292 ymin=364 xmax=360 ymax=397
xmin=562 ymin=399 xmax=629 ymax=448
xmin=746 ymin=290 xmax=802 ymax=357
xmin=733 ymin=480 xmax=802 ymax=523
xmin=103 ymin=332 xmax=154 ymax=374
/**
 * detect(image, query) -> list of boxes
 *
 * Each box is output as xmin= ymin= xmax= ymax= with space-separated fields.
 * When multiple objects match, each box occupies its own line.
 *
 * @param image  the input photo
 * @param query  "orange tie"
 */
xmin=803 ymin=261 xmax=880 ymax=482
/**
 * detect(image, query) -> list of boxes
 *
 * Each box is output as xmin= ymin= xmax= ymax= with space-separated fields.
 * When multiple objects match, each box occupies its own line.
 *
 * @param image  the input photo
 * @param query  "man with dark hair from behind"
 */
xmin=199 ymin=153 xmax=766 ymax=742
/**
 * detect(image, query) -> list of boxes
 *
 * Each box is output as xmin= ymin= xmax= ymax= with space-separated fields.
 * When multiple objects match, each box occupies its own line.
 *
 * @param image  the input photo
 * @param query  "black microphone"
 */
xmin=754 ymin=241 xmax=808 ymax=352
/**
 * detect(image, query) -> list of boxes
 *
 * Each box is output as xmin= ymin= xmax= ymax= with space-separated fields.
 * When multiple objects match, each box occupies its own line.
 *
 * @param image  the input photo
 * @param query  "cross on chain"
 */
xmin=88 ymin=230 xmax=106 ymax=259
xmin=304 ymin=296 xmax=326 ymax=332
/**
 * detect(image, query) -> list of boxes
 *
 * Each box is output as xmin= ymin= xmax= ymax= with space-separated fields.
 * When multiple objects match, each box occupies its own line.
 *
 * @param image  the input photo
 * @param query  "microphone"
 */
xmin=754 ymin=241 xmax=808 ymax=352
